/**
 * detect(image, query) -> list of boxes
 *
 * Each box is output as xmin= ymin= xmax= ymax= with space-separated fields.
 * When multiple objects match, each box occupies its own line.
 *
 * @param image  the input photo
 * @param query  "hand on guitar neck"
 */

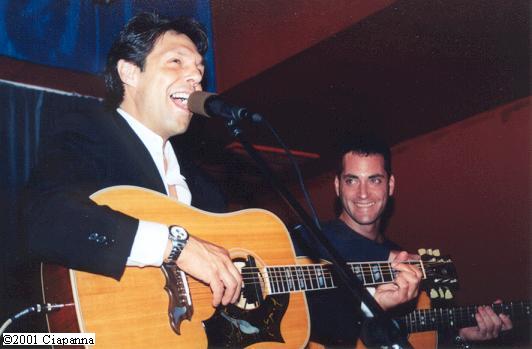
xmin=374 ymin=251 xmax=423 ymax=311
xmin=458 ymin=299 xmax=513 ymax=342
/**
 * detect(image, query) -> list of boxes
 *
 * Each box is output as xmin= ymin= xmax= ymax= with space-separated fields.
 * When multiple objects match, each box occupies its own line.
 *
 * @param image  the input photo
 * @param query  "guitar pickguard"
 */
xmin=203 ymin=294 xmax=289 ymax=348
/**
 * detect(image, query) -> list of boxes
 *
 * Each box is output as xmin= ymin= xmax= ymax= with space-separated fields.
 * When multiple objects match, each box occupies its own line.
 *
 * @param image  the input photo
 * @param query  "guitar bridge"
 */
xmin=161 ymin=263 xmax=193 ymax=335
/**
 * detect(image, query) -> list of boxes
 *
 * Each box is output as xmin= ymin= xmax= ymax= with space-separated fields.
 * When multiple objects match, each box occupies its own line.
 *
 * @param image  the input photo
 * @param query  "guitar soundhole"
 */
xmin=202 ymin=255 xmax=289 ymax=348
xmin=234 ymin=255 xmax=264 ymax=309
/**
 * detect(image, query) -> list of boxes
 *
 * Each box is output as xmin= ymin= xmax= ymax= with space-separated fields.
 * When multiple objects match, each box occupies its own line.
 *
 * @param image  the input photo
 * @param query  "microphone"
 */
xmin=188 ymin=91 xmax=262 ymax=122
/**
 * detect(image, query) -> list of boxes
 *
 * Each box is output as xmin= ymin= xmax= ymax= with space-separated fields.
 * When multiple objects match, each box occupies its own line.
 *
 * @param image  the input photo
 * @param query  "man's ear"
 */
xmin=117 ymin=59 xmax=139 ymax=87
xmin=388 ymin=174 xmax=395 ymax=196
xmin=334 ymin=176 xmax=340 ymax=197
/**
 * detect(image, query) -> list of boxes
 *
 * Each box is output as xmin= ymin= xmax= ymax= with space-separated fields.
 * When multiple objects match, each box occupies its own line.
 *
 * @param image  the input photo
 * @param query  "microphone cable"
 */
xmin=0 ymin=303 xmax=73 ymax=335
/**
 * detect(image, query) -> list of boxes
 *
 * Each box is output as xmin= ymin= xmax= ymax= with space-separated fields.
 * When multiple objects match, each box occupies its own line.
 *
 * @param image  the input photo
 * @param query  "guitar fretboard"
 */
xmin=243 ymin=260 xmax=425 ymax=295
xmin=347 ymin=261 xmax=424 ymax=287
xmin=400 ymin=300 xmax=531 ymax=333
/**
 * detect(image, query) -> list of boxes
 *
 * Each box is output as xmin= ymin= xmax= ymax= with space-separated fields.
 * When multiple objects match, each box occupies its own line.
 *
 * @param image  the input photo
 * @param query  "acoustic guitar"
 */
xmin=40 ymin=186 xmax=455 ymax=348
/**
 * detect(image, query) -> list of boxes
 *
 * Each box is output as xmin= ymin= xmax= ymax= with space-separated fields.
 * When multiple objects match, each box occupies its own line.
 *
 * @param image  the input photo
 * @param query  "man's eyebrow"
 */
xmin=172 ymin=48 xmax=205 ymax=66
xmin=342 ymin=173 xmax=385 ymax=179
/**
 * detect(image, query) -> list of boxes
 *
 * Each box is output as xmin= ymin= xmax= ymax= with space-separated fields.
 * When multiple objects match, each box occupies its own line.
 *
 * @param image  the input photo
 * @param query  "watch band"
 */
xmin=165 ymin=225 xmax=189 ymax=263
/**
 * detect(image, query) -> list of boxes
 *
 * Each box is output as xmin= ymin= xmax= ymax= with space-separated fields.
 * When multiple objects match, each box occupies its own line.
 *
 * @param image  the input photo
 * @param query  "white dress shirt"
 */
xmin=116 ymin=108 xmax=192 ymax=267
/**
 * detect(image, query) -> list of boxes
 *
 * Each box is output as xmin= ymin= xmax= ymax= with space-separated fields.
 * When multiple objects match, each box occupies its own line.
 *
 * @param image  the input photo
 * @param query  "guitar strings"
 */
xmin=181 ymin=260 xmax=455 ymax=299
xmin=184 ymin=260 xmax=452 ymax=286
xmin=238 ymin=260 xmax=452 ymax=280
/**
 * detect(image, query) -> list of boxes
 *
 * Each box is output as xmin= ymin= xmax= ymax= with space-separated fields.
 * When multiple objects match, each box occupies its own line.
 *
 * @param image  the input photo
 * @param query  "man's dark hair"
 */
xmin=336 ymin=135 xmax=392 ymax=176
xmin=104 ymin=12 xmax=208 ymax=109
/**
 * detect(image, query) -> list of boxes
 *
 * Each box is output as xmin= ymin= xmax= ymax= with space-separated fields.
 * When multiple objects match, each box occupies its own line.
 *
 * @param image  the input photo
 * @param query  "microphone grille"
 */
xmin=188 ymin=91 xmax=216 ymax=117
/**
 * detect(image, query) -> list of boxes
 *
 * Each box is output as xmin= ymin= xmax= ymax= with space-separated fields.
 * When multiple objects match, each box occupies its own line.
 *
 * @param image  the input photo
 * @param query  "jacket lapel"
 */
xmin=108 ymin=110 xmax=166 ymax=194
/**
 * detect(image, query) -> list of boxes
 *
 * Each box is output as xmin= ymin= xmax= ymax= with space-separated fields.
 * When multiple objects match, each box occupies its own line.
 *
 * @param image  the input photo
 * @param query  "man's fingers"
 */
xmin=218 ymin=264 xmax=241 ymax=305
xmin=210 ymin=278 xmax=224 ymax=307
xmin=229 ymin=267 xmax=243 ymax=304
xmin=500 ymin=314 xmax=513 ymax=331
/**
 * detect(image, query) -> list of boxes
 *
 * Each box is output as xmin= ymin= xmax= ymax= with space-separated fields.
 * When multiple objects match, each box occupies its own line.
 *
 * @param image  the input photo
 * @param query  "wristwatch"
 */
xmin=165 ymin=225 xmax=189 ymax=263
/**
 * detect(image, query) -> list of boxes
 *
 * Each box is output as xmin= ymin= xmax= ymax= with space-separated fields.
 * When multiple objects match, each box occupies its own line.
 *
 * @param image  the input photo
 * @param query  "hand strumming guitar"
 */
xmin=166 ymin=235 xmax=242 ymax=307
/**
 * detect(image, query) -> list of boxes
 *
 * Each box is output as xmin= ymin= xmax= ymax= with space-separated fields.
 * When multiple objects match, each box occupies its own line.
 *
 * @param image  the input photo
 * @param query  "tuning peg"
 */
xmin=430 ymin=288 xmax=439 ymax=299
xmin=427 ymin=248 xmax=433 ymax=256
xmin=433 ymin=249 xmax=441 ymax=256
xmin=445 ymin=288 xmax=453 ymax=299
xmin=418 ymin=248 xmax=427 ymax=255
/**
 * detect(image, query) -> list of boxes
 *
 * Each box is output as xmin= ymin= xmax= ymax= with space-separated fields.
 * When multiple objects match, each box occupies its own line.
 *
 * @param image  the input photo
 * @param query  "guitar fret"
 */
xmin=429 ymin=308 xmax=436 ymax=330
xmin=288 ymin=266 xmax=299 ymax=291
xmin=364 ymin=264 xmax=374 ymax=285
xmin=267 ymin=267 xmax=275 ymax=294
xmin=368 ymin=263 xmax=380 ymax=285
xmin=311 ymin=265 xmax=320 ymax=289
xmin=305 ymin=266 xmax=315 ymax=290
xmin=278 ymin=267 xmax=286 ymax=292
xmin=419 ymin=309 xmax=427 ymax=331
xmin=314 ymin=265 xmax=324 ymax=289
xmin=375 ymin=263 xmax=383 ymax=283
xmin=278 ymin=267 xmax=287 ymax=293
xmin=410 ymin=311 xmax=417 ymax=332
xmin=284 ymin=267 xmax=293 ymax=291
xmin=363 ymin=264 xmax=373 ymax=285
xmin=380 ymin=263 xmax=392 ymax=283
xmin=296 ymin=266 xmax=306 ymax=290
xmin=352 ymin=263 xmax=366 ymax=284
xmin=304 ymin=266 xmax=313 ymax=290
xmin=271 ymin=267 xmax=280 ymax=294
xmin=326 ymin=267 xmax=335 ymax=288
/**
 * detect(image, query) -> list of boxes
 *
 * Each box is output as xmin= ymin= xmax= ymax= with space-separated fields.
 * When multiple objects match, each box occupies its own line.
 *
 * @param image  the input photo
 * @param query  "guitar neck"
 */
xmin=346 ymin=260 xmax=425 ymax=287
xmin=254 ymin=260 xmax=424 ymax=295
xmin=399 ymin=300 xmax=532 ymax=333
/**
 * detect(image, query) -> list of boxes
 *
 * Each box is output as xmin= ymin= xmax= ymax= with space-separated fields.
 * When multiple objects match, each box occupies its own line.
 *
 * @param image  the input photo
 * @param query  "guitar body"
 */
xmin=41 ymin=186 xmax=309 ymax=348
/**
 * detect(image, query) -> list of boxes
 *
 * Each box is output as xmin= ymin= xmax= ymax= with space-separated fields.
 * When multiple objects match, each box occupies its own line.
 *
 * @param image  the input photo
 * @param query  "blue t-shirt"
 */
xmin=290 ymin=219 xmax=401 ymax=346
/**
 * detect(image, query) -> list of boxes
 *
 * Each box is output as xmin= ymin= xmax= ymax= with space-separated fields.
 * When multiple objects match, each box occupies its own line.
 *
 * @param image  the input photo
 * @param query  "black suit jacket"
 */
xmin=22 ymin=105 xmax=225 ymax=279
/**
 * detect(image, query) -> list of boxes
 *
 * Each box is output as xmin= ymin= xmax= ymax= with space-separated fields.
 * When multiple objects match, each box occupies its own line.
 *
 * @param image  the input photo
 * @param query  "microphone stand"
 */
xmin=224 ymin=119 xmax=412 ymax=349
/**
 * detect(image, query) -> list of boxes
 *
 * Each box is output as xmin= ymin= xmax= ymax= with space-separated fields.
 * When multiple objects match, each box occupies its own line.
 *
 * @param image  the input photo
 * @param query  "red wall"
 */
xmin=389 ymin=97 xmax=530 ymax=304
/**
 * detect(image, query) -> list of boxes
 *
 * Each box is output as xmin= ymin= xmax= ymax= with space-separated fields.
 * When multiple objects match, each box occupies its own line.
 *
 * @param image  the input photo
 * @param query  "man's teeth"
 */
xmin=356 ymin=202 xmax=375 ymax=208
xmin=170 ymin=93 xmax=188 ymax=103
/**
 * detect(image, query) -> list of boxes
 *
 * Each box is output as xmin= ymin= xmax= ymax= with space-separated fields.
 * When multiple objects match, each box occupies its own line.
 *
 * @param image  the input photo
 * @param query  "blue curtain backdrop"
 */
xmin=0 ymin=80 xmax=103 ymax=330
xmin=0 ymin=0 xmax=216 ymax=91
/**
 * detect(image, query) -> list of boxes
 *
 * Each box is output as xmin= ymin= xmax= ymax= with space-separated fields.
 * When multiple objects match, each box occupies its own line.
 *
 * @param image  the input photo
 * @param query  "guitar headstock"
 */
xmin=418 ymin=248 xmax=459 ymax=298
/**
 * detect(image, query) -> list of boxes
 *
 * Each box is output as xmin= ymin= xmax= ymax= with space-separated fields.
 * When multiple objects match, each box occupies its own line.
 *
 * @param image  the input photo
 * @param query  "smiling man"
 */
xmin=334 ymin=150 xmax=395 ymax=242
xmin=23 ymin=13 xmax=241 ymax=307
xmin=294 ymin=136 xmax=512 ymax=348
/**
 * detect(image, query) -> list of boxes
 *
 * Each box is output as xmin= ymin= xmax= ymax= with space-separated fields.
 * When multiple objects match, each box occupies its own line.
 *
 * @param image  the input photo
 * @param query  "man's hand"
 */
xmin=176 ymin=235 xmax=242 ymax=307
xmin=374 ymin=251 xmax=422 ymax=310
xmin=388 ymin=249 xmax=420 ymax=261
xmin=458 ymin=300 xmax=513 ymax=341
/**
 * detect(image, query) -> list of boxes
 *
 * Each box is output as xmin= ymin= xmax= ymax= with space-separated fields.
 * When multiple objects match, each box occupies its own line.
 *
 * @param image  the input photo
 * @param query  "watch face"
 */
xmin=175 ymin=230 xmax=187 ymax=240
xmin=170 ymin=226 xmax=188 ymax=241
